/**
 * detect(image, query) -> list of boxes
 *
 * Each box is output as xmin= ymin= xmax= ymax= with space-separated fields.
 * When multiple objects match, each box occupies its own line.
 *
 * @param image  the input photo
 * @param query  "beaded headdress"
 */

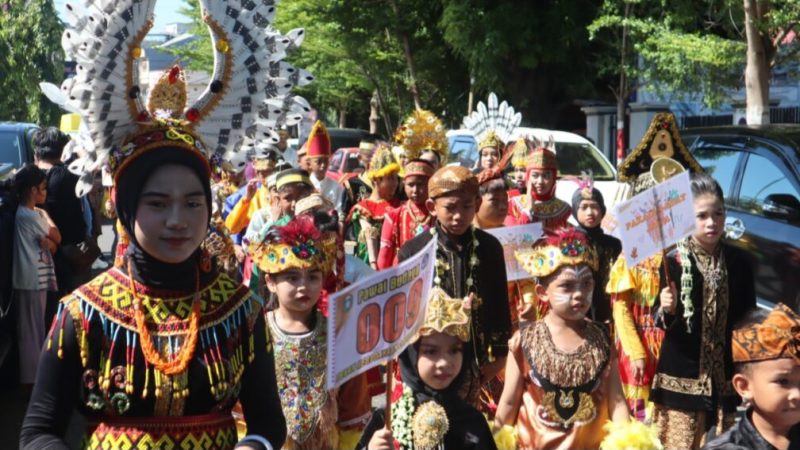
xmin=250 ymin=215 xmax=337 ymax=275
xmin=367 ymin=143 xmax=401 ymax=181
xmin=510 ymin=138 xmax=530 ymax=169
xmin=403 ymin=159 xmax=436 ymax=179
xmin=40 ymin=0 xmax=312 ymax=196
xmin=526 ymin=135 xmax=558 ymax=171
xmin=462 ymin=92 xmax=522 ymax=151
xmin=732 ymin=303 xmax=800 ymax=364
xmin=417 ymin=287 xmax=472 ymax=343
xmin=515 ymin=228 xmax=599 ymax=279
xmin=395 ymin=110 xmax=449 ymax=162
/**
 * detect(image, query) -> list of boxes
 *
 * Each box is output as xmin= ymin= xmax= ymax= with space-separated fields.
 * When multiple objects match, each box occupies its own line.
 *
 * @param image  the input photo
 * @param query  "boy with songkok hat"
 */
xmin=339 ymin=135 xmax=380 ymax=216
xmin=377 ymin=159 xmax=436 ymax=269
xmin=571 ymin=173 xmax=621 ymax=324
xmin=704 ymin=304 xmax=800 ymax=450
xmin=398 ymin=165 xmax=511 ymax=406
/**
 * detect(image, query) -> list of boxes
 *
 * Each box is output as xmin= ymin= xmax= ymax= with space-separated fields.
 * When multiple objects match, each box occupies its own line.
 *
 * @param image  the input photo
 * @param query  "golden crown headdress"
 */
xmin=515 ymin=228 xmax=599 ymax=279
xmin=395 ymin=110 xmax=449 ymax=162
xmin=462 ymin=92 xmax=522 ymax=150
xmin=250 ymin=215 xmax=337 ymax=275
xmin=368 ymin=143 xmax=401 ymax=181
xmin=417 ymin=287 xmax=472 ymax=343
xmin=40 ymin=0 xmax=312 ymax=197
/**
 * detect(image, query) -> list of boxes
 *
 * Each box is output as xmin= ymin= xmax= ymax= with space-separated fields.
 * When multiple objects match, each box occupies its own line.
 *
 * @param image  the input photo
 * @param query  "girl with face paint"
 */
xmin=494 ymin=228 xmax=630 ymax=449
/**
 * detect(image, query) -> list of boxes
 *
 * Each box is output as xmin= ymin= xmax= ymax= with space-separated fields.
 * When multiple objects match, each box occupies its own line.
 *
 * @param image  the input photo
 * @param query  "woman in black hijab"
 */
xmin=20 ymin=131 xmax=285 ymax=450
xmin=358 ymin=289 xmax=497 ymax=450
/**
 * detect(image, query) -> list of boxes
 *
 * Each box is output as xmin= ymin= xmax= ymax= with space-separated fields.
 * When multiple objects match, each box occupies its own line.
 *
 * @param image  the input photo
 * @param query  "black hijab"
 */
xmin=397 ymin=339 xmax=497 ymax=450
xmin=114 ymin=146 xmax=213 ymax=290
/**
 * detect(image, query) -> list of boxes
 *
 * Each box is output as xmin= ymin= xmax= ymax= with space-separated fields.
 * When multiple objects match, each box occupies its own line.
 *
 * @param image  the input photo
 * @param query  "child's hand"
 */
xmin=245 ymin=179 xmax=259 ymax=200
xmin=632 ymin=358 xmax=646 ymax=382
xmin=659 ymin=282 xmax=678 ymax=315
xmin=368 ymin=427 xmax=395 ymax=450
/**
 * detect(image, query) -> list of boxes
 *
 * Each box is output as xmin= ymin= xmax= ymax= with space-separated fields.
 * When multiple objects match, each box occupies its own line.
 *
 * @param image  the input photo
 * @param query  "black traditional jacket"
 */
xmin=703 ymin=409 xmax=800 ymax=450
xmin=398 ymin=224 xmax=512 ymax=368
xmin=651 ymin=240 xmax=756 ymax=413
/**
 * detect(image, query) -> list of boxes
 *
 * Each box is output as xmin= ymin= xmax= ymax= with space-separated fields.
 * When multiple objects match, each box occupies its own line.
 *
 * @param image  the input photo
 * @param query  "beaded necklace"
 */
xmin=431 ymin=226 xmax=480 ymax=294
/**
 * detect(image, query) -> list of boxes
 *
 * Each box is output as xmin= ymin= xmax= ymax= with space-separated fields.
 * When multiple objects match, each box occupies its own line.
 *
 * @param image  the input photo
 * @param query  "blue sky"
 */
xmin=53 ymin=0 xmax=191 ymax=34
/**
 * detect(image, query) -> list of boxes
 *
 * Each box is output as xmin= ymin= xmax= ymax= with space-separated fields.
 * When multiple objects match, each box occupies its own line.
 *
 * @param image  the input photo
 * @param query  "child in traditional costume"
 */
xmin=571 ymin=175 xmax=621 ymax=324
xmin=506 ymin=136 xmax=570 ymax=229
xmin=346 ymin=144 xmax=402 ymax=269
xmin=21 ymin=1 xmax=312 ymax=446
xmin=377 ymin=159 xmax=436 ymax=269
xmin=495 ymin=228 xmax=630 ymax=450
xmin=359 ymin=288 xmax=498 ymax=450
xmin=251 ymin=215 xmax=371 ymax=449
xmin=651 ymin=172 xmax=756 ymax=448
xmin=474 ymin=167 xmax=510 ymax=230
xmin=461 ymin=93 xmax=521 ymax=176
xmin=304 ymin=121 xmax=345 ymax=210
xmin=704 ymin=304 xmax=800 ymax=450
xmin=607 ymin=112 xmax=706 ymax=419
xmin=399 ymin=166 xmax=511 ymax=406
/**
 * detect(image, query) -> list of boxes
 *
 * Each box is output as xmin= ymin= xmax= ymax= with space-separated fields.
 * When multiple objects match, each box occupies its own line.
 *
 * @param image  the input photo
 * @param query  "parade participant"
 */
xmin=506 ymin=136 xmax=571 ymax=229
xmin=304 ymin=121 xmax=346 ymax=209
xmin=340 ymin=136 xmax=379 ymax=216
xmin=704 ymin=304 xmax=800 ymax=450
xmin=395 ymin=110 xmax=449 ymax=174
xmin=651 ymin=172 xmax=756 ymax=448
xmin=398 ymin=166 xmax=511 ymax=404
xmin=346 ymin=144 xmax=402 ymax=269
xmin=377 ymin=159 xmax=435 ymax=269
xmin=251 ymin=215 xmax=371 ymax=449
xmin=224 ymin=150 xmax=280 ymax=236
xmin=211 ymin=151 xmax=247 ymax=218
xmin=461 ymin=93 xmax=521 ymax=175
xmin=607 ymin=112 xmax=706 ymax=419
xmin=22 ymin=0 xmax=311 ymax=445
xmin=473 ymin=158 xmax=512 ymax=230
xmin=507 ymin=139 xmax=528 ymax=197
xmin=495 ymin=228 xmax=630 ymax=449
xmin=571 ymin=173 xmax=620 ymax=324
xmin=244 ymin=168 xmax=314 ymax=245
xmin=12 ymin=164 xmax=60 ymax=387
xmin=359 ymin=288 xmax=498 ymax=450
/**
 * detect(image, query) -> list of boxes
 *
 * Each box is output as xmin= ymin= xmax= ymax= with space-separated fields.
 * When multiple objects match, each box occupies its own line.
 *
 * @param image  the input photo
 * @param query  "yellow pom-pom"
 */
xmin=600 ymin=419 xmax=663 ymax=450
xmin=493 ymin=424 xmax=517 ymax=450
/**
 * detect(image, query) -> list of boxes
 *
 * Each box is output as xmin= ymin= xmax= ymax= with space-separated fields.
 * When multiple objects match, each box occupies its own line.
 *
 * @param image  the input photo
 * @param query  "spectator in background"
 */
xmin=12 ymin=164 xmax=60 ymax=388
xmin=33 ymin=127 xmax=90 ymax=323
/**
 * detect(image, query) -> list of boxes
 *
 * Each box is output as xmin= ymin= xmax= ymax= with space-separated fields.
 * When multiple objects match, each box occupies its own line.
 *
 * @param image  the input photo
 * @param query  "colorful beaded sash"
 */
xmin=83 ymin=413 xmax=238 ymax=450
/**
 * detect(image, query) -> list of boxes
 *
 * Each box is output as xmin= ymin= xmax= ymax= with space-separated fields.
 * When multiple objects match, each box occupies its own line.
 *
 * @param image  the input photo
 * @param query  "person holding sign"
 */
xmin=359 ymin=288 xmax=498 ymax=450
xmin=651 ymin=173 xmax=756 ymax=448
xmin=398 ymin=166 xmax=511 ymax=407
xmin=251 ymin=215 xmax=371 ymax=449
xmin=607 ymin=112 xmax=706 ymax=420
xmin=495 ymin=228 xmax=633 ymax=450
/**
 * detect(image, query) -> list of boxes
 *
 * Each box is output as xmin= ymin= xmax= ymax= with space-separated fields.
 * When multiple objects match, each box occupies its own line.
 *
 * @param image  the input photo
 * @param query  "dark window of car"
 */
xmin=448 ymin=137 xmax=477 ymax=166
xmin=0 ymin=131 xmax=23 ymax=167
xmin=692 ymin=149 xmax=742 ymax=202
xmin=343 ymin=153 xmax=362 ymax=173
xmin=738 ymin=152 xmax=800 ymax=216
xmin=555 ymin=143 xmax=615 ymax=181
xmin=330 ymin=150 xmax=343 ymax=171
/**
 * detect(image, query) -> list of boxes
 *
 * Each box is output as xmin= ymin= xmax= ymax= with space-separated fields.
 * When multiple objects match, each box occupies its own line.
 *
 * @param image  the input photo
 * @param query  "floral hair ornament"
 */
xmin=395 ymin=110 xmax=449 ymax=162
xmin=250 ymin=215 xmax=337 ymax=275
xmin=367 ymin=143 xmax=400 ymax=181
xmin=39 ymin=0 xmax=312 ymax=196
xmin=515 ymin=227 xmax=599 ymax=279
xmin=732 ymin=303 xmax=800 ymax=364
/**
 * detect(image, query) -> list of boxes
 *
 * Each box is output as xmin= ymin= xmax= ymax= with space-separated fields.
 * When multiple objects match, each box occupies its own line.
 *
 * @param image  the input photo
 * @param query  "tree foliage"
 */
xmin=0 ymin=0 xmax=64 ymax=125
xmin=589 ymin=0 xmax=800 ymax=108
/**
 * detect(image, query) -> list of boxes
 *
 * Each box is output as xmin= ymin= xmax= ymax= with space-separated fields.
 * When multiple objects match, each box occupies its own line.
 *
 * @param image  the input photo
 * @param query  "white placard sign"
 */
xmin=486 ymin=223 xmax=544 ymax=281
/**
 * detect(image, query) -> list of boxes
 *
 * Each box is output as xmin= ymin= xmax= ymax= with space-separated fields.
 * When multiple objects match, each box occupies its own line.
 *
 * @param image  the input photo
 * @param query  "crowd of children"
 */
xmin=13 ymin=98 xmax=798 ymax=450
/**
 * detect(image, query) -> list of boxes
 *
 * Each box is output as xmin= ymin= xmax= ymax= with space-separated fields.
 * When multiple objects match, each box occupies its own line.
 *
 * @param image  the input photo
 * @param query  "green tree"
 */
xmin=0 ymin=0 xmax=64 ymax=125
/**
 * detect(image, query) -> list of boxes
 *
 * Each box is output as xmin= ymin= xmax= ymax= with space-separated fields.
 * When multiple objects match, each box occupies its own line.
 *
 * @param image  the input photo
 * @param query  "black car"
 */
xmin=683 ymin=125 xmax=800 ymax=310
xmin=0 ymin=122 xmax=39 ymax=180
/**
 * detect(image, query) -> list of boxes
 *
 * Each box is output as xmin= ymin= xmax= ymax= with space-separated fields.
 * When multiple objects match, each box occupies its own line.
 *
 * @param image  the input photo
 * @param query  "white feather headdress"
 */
xmin=461 ymin=92 xmax=522 ymax=149
xmin=40 ymin=0 xmax=311 ymax=196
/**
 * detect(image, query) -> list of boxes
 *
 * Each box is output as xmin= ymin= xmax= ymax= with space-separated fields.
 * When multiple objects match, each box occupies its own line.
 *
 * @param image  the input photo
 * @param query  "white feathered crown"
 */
xmin=40 ymin=0 xmax=312 ymax=197
xmin=461 ymin=92 xmax=522 ymax=150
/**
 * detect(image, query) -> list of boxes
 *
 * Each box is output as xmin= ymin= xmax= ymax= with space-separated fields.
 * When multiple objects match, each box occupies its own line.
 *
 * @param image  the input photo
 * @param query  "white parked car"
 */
xmin=447 ymin=127 xmax=627 ymax=217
